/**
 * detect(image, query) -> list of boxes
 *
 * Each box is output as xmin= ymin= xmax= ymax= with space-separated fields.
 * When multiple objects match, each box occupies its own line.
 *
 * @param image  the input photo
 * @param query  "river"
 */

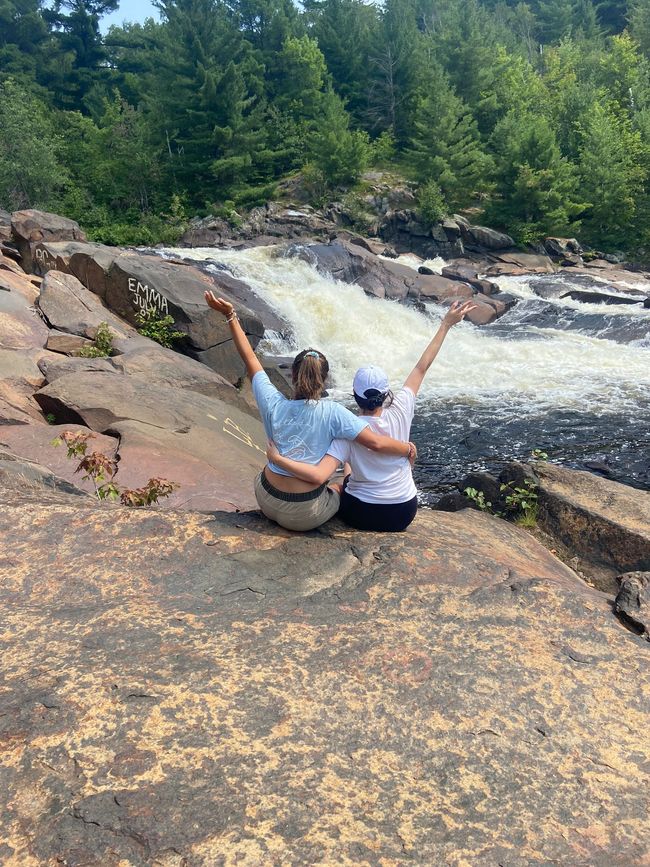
xmin=163 ymin=244 xmax=650 ymax=502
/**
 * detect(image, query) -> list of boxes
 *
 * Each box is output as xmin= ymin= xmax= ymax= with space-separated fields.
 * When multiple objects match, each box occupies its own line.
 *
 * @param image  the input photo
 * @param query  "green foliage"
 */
xmin=417 ymin=180 xmax=448 ymax=227
xmin=531 ymin=448 xmax=549 ymax=460
xmin=406 ymin=62 xmax=492 ymax=208
xmin=486 ymin=112 xmax=587 ymax=241
xmin=53 ymin=429 xmax=178 ymax=505
xmin=0 ymin=78 xmax=69 ymax=210
xmin=76 ymin=322 xmax=114 ymax=357
xmin=371 ymin=130 xmax=397 ymax=165
xmin=463 ymin=487 xmax=493 ymax=512
xmin=1 ymin=0 xmax=649 ymax=254
xmin=306 ymin=91 xmax=371 ymax=188
xmin=500 ymin=479 xmax=539 ymax=526
xmin=135 ymin=307 xmax=185 ymax=348
xmin=340 ymin=191 xmax=376 ymax=233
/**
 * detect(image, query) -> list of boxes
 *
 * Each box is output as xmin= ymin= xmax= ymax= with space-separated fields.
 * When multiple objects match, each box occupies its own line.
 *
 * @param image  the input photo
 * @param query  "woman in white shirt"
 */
xmin=268 ymin=299 xmax=474 ymax=532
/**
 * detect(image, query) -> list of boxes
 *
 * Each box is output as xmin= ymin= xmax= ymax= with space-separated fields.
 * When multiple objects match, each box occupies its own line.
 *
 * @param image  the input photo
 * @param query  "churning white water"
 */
xmin=170 ymin=245 xmax=650 ymax=420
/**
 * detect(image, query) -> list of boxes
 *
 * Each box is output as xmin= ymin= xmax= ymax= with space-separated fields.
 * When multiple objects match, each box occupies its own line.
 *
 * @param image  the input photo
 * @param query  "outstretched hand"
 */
xmin=442 ymin=299 xmax=476 ymax=327
xmin=205 ymin=290 xmax=234 ymax=318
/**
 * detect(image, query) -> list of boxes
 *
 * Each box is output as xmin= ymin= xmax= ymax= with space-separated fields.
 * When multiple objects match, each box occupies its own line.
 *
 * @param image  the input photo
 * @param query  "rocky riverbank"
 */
xmin=1 ymin=205 xmax=649 ymax=864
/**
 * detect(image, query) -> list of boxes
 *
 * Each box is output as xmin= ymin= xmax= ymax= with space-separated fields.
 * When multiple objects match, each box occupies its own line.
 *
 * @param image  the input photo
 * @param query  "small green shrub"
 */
xmin=301 ymin=163 xmax=328 ymax=208
xmin=531 ymin=448 xmax=549 ymax=461
xmin=136 ymin=306 xmax=185 ymax=348
xmin=341 ymin=191 xmax=376 ymax=233
xmin=371 ymin=130 xmax=397 ymax=166
xmin=53 ymin=429 xmax=178 ymax=506
xmin=211 ymin=200 xmax=243 ymax=228
xmin=76 ymin=322 xmax=115 ymax=358
xmin=500 ymin=479 xmax=539 ymax=527
xmin=464 ymin=487 xmax=493 ymax=512
xmin=417 ymin=180 xmax=447 ymax=227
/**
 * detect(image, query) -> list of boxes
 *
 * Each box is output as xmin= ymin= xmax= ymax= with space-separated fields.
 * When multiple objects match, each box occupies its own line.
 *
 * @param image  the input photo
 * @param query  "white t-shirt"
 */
xmin=328 ymin=387 xmax=418 ymax=505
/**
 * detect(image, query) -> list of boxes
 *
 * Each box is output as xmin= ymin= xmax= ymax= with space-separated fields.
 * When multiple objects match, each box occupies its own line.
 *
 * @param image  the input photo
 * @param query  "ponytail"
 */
xmin=292 ymin=349 xmax=329 ymax=401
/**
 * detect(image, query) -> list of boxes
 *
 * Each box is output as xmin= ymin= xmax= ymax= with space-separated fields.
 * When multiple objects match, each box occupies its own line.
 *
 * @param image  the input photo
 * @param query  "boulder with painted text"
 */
xmin=10 ymin=209 xmax=86 ymax=272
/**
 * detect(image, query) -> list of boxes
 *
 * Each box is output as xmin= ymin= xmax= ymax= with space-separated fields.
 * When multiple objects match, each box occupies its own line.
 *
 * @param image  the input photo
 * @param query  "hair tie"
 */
xmin=305 ymin=351 xmax=320 ymax=358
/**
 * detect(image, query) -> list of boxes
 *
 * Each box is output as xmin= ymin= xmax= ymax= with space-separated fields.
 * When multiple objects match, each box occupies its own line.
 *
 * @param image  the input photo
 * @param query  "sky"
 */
xmin=101 ymin=0 xmax=160 ymax=30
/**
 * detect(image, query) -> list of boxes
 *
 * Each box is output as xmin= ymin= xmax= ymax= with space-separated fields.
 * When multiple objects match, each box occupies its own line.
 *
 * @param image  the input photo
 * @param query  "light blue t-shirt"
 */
xmin=252 ymin=371 xmax=368 ymax=477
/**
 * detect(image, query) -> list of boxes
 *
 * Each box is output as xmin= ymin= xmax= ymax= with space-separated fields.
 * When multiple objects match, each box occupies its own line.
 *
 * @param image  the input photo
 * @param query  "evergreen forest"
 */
xmin=3 ymin=0 xmax=650 ymax=252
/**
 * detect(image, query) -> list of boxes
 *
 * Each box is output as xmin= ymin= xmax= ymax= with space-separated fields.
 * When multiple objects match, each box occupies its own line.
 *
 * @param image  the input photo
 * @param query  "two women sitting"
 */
xmin=205 ymin=290 xmax=474 ymax=533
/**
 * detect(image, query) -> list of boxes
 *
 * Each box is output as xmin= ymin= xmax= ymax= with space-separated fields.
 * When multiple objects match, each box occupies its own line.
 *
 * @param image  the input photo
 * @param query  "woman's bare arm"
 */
xmin=267 ymin=442 xmax=340 ymax=485
xmin=403 ymin=300 xmax=476 ymax=396
xmin=205 ymin=291 xmax=262 ymax=379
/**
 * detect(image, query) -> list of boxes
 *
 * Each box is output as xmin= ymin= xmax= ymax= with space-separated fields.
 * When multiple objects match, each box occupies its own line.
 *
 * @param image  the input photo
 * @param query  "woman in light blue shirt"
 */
xmin=205 ymin=290 xmax=415 ymax=531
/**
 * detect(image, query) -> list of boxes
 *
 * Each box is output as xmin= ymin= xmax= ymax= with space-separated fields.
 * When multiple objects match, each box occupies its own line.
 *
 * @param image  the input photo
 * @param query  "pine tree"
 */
xmin=405 ymin=63 xmax=491 ymax=208
xmin=577 ymin=102 xmax=646 ymax=246
xmin=486 ymin=111 xmax=586 ymax=241
xmin=306 ymin=90 xmax=370 ymax=187
xmin=42 ymin=0 xmax=119 ymax=112
xmin=145 ymin=0 xmax=266 ymax=203
xmin=366 ymin=0 xmax=424 ymax=143
xmin=534 ymin=0 xmax=574 ymax=43
xmin=629 ymin=0 xmax=650 ymax=57
xmin=309 ymin=0 xmax=376 ymax=123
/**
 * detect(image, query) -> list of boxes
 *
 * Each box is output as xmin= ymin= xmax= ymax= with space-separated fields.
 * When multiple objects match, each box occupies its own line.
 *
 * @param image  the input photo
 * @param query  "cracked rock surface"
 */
xmin=1 ymin=485 xmax=649 ymax=866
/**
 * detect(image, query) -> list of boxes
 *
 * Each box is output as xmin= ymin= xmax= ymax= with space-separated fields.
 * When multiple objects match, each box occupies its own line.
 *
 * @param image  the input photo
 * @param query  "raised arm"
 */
xmin=267 ymin=442 xmax=340 ymax=485
xmin=403 ymin=300 xmax=476 ymax=396
xmin=205 ymin=291 xmax=263 ymax=380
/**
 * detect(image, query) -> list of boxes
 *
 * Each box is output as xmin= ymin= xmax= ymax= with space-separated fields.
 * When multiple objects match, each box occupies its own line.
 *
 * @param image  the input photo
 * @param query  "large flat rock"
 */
xmin=33 ymin=371 xmax=266 ymax=510
xmin=535 ymin=462 xmax=650 ymax=577
xmin=1 ymin=489 xmax=648 ymax=865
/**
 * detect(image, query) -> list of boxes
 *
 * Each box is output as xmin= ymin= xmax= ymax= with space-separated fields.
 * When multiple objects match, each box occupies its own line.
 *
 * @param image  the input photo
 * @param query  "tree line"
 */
xmin=2 ymin=0 xmax=650 ymax=252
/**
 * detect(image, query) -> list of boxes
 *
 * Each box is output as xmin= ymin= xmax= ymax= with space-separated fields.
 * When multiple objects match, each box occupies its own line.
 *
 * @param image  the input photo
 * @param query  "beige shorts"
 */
xmin=254 ymin=472 xmax=340 ymax=532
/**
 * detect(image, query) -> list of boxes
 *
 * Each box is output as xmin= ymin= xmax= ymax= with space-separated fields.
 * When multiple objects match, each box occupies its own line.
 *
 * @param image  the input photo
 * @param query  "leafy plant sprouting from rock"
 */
xmin=76 ymin=322 xmax=115 ymax=358
xmin=500 ymin=479 xmax=539 ymax=527
xmin=531 ymin=448 xmax=549 ymax=461
xmin=53 ymin=430 xmax=179 ymax=506
xmin=135 ymin=306 xmax=185 ymax=349
xmin=463 ymin=487 xmax=493 ymax=513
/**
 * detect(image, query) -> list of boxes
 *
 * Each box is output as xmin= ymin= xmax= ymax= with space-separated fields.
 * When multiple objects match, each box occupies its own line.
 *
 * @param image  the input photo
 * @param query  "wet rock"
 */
xmin=559 ymin=252 xmax=583 ymax=267
xmin=11 ymin=209 xmax=86 ymax=272
xmin=441 ymin=264 xmax=500 ymax=296
xmin=381 ymin=245 xmax=398 ymax=258
xmin=560 ymin=288 xmax=645 ymax=306
xmin=435 ymin=490 xmax=476 ymax=511
xmin=2 ymin=490 xmax=649 ymax=864
xmin=615 ymin=571 xmax=650 ymax=639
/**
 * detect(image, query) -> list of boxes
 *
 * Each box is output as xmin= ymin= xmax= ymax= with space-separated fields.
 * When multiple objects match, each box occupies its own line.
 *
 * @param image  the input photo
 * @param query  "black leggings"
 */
xmin=337 ymin=487 xmax=418 ymax=532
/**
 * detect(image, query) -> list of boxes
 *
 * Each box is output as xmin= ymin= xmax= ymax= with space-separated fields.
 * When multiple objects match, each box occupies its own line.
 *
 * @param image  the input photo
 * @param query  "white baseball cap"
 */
xmin=353 ymin=365 xmax=390 ymax=398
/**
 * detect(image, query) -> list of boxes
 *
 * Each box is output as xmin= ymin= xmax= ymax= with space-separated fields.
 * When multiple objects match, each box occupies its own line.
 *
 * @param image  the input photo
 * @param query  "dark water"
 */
xmin=411 ymin=402 xmax=650 ymax=505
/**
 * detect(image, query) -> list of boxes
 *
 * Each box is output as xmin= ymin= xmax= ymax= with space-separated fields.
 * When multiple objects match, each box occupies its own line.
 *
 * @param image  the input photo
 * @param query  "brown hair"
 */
xmin=292 ymin=349 xmax=329 ymax=401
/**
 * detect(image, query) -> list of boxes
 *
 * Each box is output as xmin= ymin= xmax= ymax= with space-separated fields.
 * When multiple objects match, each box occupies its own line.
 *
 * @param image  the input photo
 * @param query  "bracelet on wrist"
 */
xmin=226 ymin=311 xmax=238 ymax=322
